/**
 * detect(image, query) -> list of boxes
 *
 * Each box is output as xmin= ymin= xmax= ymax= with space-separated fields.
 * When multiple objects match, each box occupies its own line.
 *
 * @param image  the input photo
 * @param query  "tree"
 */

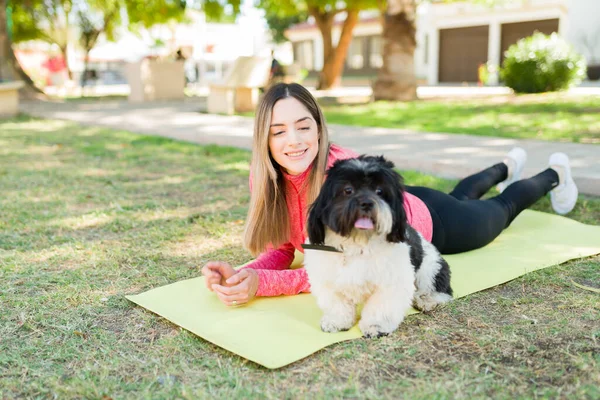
xmin=76 ymin=0 xmax=120 ymax=89
xmin=372 ymin=0 xmax=509 ymax=101
xmin=10 ymin=0 xmax=191 ymax=85
xmin=0 ymin=0 xmax=14 ymax=81
xmin=264 ymin=12 xmax=307 ymax=44
xmin=258 ymin=0 xmax=380 ymax=90
xmin=372 ymin=0 xmax=417 ymax=101
xmin=12 ymin=0 xmax=74 ymax=79
xmin=1 ymin=0 xmax=44 ymax=96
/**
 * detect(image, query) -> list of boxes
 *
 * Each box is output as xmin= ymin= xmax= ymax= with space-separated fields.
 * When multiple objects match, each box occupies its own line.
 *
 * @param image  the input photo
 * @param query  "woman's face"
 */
xmin=268 ymin=97 xmax=319 ymax=176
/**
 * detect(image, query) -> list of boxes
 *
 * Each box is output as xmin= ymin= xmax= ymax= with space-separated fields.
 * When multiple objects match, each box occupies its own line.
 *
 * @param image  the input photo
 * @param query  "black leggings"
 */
xmin=406 ymin=163 xmax=559 ymax=255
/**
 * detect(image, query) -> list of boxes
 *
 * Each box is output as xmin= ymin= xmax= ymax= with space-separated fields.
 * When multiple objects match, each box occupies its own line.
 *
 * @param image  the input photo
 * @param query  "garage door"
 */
xmin=439 ymin=25 xmax=489 ymax=83
xmin=500 ymin=19 xmax=559 ymax=64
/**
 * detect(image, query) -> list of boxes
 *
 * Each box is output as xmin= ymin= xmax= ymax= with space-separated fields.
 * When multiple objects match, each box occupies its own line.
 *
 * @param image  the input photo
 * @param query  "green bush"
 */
xmin=500 ymin=32 xmax=587 ymax=93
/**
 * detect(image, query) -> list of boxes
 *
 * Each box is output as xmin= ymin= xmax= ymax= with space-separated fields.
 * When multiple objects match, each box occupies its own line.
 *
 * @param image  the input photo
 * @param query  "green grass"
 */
xmin=320 ymin=93 xmax=600 ymax=143
xmin=1 ymin=116 xmax=599 ymax=398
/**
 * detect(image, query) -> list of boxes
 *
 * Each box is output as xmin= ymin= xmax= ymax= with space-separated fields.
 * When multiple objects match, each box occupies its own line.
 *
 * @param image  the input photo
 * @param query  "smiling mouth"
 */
xmin=286 ymin=149 xmax=308 ymax=158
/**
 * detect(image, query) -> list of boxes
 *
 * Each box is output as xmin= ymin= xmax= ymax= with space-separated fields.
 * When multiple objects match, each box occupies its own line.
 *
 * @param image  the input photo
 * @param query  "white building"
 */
xmin=74 ymin=8 xmax=275 ymax=86
xmin=284 ymin=0 xmax=600 ymax=85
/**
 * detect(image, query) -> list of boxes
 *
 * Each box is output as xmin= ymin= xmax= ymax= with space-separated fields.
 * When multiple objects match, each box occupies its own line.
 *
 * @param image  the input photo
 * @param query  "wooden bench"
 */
xmin=207 ymin=56 xmax=271 ymax=115
xmin=0 ymin=81 xmax=24 ymax=118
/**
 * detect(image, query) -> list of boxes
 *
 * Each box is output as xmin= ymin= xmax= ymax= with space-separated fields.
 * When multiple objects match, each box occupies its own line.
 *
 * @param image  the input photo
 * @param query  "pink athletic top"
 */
xmin=242 ymin=144 xmax=433 ymax=296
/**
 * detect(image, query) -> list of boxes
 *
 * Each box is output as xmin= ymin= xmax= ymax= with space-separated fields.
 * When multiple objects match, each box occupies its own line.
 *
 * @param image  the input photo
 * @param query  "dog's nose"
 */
xmin=360 ymin=199 xmax=374 ymax=211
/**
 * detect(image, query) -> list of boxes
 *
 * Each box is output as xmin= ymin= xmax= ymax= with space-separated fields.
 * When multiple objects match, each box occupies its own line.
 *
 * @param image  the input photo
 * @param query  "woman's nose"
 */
xmin=286 ymin=128 xmax=301 ymax=145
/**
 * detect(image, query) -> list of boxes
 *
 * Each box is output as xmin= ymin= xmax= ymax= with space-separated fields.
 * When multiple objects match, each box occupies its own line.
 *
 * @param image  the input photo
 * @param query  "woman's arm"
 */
xmin=241 ymin=242 xmax=296 ymax=271
xmin=251 ymin=268 xmax=310 ymax=296
xmin=238 ymin=242 xmax=310 ymax=296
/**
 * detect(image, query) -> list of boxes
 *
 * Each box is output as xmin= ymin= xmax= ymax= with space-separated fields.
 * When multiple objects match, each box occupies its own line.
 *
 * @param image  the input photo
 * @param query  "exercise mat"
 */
xmin=126 ymin=210 xmax=600 ymax=369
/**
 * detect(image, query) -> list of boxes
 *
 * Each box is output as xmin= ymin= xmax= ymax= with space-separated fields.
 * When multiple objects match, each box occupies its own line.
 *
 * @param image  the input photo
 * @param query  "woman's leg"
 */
xmin=407 ymin=168 xmax=559 ymax=254
xmin=448 ymin=148 xmax=527 ymax=200
xmin=448 ymin=163 xmax=507 ymax=201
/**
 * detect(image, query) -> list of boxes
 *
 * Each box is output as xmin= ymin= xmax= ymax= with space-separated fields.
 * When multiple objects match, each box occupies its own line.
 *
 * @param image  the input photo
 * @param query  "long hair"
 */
xmin=243 ymin=83 xmax=331 ymax=255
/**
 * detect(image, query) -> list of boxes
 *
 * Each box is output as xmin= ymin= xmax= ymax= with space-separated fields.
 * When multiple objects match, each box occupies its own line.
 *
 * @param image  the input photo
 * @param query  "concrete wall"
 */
xmin=565 ymin=0 xmax=600 ymax=65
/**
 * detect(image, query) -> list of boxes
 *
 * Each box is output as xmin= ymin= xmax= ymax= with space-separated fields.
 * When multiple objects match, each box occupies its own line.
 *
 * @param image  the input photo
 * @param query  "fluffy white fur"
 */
xmin=304 ymin=155 xmax=453 ymax=338
xmin=304 ymin=230 xmax=415 ymax=338
xmin=304 ymin=225 xmax=451 ymax=338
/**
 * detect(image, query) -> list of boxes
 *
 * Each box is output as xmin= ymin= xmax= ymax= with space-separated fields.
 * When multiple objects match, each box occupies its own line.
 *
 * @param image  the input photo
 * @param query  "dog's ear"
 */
xmin=307 ymin=200 xmax=326 ymax=245
xmin=358 ymin=154 xmax=396 ymax=171
xmin=375 ymin=155 xmax=396 ymax=170
xmin=385 ymin=167 xmax=408 ymax=243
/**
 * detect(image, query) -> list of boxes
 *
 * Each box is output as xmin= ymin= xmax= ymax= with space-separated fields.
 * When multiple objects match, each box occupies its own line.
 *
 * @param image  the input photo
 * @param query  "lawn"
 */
xmin=320 ymin=93 xmax=600 ymax=143
xmin=1 ymin=116 xmax=599 ymax=398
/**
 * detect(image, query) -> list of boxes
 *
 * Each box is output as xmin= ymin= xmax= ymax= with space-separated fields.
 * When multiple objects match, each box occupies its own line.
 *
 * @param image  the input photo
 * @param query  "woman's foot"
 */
xmin=549 ymin=152 xmax=578 ymax=215
xmin=497 ymin=147 xmax=527 ymax=193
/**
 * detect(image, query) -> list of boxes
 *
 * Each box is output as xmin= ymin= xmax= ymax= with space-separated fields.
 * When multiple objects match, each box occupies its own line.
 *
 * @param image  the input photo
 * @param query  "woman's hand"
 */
xmin=212 ymin=268 xmax=259 ymax=307
xmin=201 ymin=261 xmax=237 ymax=291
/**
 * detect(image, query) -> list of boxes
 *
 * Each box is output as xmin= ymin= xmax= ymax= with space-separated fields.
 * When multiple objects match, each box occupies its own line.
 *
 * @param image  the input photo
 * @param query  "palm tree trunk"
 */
xmin=372 ymin=0 xmax=417 ymax=101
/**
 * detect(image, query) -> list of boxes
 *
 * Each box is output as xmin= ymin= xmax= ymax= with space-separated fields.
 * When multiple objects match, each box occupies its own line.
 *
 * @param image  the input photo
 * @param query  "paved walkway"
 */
xmin=22 ymin=97 xmax=600 ymax=196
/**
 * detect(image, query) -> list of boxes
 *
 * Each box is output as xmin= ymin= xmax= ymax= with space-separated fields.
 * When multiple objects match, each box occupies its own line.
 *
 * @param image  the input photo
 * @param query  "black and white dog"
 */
xmin=304 ymin=155 xmax=452 ymax=338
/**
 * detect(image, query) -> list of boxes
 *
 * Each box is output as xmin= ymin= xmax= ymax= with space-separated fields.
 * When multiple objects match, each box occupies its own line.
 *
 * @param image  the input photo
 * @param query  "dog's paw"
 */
xmin=358 ymin=320 xmax=397 ymax=338
xmin=320 ymin=315 xmax=354 ymax=333
xmin=413 ymin=291 xmax=452 ymax=312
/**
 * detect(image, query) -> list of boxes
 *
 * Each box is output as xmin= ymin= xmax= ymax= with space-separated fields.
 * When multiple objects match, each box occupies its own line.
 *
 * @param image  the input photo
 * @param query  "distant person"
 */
xmin=175 ymin=49 xmax=186 ymax=61
xmin=174 ymin=49 xmax=189 ymax=85
xmin=269 ymin=50 xmax=285 ymax=85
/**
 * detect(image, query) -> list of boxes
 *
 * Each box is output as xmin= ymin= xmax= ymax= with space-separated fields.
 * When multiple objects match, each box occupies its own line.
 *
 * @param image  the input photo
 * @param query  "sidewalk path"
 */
xmin=22 ymin=98 xmax=600 ymax=196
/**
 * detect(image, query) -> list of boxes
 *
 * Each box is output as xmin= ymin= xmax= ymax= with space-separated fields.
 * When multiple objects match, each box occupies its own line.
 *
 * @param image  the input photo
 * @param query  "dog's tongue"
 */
xmin=354 ymin=217 xmax=374 ymax=230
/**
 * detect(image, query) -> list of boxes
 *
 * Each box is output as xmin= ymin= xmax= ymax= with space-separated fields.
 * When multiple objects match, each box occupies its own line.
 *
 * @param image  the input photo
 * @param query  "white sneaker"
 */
xmin=549 ymin=152 xmax=578 ymax=215
xmin=497 ymin=147 xmax=527 ymax=193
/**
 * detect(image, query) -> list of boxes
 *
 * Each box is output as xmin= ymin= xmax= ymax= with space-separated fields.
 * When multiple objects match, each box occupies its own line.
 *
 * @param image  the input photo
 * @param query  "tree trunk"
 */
xmin=60 ymin=45 xmax=73 ymax=80
xmin=0 ymin=0 xmax=44 ymax=98
xmin=319 ymin=9 xmax=359 ymax=90
xmin=63 ymin=0 xmax=73 ymax=80
xmin=0 ymin=0 xmax=15 ymax=81
xmin=372 ymin=0 xmax=418 ymax=101
xmin=312 ymin=8 xmax=360 ymax=90
xmin=82 ymin=53 xmax=89 ymax=91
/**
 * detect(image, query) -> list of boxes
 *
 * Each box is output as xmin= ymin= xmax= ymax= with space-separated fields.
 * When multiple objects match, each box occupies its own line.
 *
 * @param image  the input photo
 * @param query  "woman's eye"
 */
xmin=273 ymin=131 xmax=284 ymax=136
xmin=375 ymin=188 xmax=383 ymax=196
xmin=344 ymin=187 xmax=353 ymax=195
xmin=299 ymin=127 xmax=310 ymax=131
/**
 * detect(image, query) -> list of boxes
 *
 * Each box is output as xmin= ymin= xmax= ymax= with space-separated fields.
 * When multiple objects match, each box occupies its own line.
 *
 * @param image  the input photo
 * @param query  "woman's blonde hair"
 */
xmin=243 ymin=83 xmax=330 ymax=255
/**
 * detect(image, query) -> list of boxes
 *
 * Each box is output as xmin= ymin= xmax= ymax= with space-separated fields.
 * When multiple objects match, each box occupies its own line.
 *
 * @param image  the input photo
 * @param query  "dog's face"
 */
xmin=308 ymin=155 xmax=407 ymax=245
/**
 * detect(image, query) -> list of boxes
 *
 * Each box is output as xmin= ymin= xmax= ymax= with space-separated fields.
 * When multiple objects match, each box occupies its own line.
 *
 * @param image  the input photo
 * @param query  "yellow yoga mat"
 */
xmin=126 ymin=210 xmax=600 ymax=369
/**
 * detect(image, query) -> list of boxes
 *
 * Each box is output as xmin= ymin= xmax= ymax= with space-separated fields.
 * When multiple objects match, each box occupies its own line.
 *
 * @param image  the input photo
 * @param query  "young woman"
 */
xmin=201 ymin=83 xmax=578 ymax=307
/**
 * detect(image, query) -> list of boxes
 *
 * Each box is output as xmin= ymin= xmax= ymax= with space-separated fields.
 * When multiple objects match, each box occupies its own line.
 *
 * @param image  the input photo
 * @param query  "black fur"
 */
xmin=434 ymin=259 xmax=453 ymax=296
xmin=405 ymin=225 xmax=424 ymax=270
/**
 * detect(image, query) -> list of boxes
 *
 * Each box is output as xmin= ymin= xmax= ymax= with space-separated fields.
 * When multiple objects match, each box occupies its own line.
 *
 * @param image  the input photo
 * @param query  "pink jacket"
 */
xmin=243 ymin=144 xmax=433 ymax=296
